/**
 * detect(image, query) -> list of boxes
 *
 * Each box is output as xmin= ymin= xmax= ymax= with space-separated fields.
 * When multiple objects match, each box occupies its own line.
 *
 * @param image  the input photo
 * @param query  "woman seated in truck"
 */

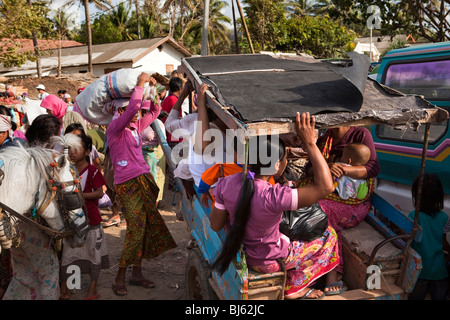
xmin=209 ymin=113 xmax=340 ymax=300
xmin=299 ymin=126 xmax=380 ymax=295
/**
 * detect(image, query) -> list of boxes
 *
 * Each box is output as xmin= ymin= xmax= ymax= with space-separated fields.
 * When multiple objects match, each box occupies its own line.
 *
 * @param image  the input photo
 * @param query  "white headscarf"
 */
xmin=0 ymin=115 xmax=13 ymax=139
xmin=102 ymin=98 xmax=130 ymax=121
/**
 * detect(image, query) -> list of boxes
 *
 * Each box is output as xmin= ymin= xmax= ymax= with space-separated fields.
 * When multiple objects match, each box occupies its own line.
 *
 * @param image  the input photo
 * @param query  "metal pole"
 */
xmin=409 ymin=122 xmax=431 ymax=247
xmin=201 ymin=0 xmax=210 ymax=56
xmin=232 ymin=0 xmax=240 ymax=54
xmin=235 ymin=0 xmax=254 ymax=54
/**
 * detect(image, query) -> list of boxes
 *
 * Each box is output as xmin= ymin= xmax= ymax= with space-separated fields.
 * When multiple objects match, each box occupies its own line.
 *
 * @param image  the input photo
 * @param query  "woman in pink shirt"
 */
xmin=106 ymin=72 xmax=176 ymax=296
xmin=210 ymin=113 xmax=339 ymax=300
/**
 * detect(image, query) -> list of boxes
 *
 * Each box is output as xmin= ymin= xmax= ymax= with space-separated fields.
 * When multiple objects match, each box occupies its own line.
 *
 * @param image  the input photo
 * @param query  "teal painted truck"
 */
xmin=373 ymin=42 xmax=450 ymax=214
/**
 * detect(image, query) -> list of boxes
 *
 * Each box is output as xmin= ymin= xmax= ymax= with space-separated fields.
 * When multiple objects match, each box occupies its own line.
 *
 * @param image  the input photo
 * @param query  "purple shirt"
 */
xmin=106 ymin=86 xmax=161 ymax=185
xmin=214 ymin=173 xmax=298 ymax=266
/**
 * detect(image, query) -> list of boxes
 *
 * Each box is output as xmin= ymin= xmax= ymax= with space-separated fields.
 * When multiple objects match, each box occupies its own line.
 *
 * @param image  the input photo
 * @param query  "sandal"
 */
xmin=103 ymin=219 xmax=119 ymax=228
xmin=299 ymin=288 xmax=324 ymax=300
xmin=112 ymin=282 xmax=127 ymax=296
xmin=324 ymin=280 xmax=347 ymax=296
xmin=129 ymin=278 xmax=155 ymax=289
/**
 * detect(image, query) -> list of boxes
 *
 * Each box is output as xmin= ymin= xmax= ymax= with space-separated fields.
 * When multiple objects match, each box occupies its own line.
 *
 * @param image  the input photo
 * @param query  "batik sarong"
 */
xmin=250 ymin=226 xmax=339 ymax=298
xmin=115 ymin=173 xmax=176 ymax=267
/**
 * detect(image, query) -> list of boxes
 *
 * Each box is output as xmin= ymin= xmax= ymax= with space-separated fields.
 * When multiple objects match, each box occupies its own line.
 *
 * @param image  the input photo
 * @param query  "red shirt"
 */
xmin=161 ymin=93 xmax=182 ymax=143
xmin=79 ymin=164 xmax=106 ymax=226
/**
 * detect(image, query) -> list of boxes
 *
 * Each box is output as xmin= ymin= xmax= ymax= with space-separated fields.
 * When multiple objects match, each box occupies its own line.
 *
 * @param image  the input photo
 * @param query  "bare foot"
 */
xmin=286 ymin=287 xmax=324 ymax=300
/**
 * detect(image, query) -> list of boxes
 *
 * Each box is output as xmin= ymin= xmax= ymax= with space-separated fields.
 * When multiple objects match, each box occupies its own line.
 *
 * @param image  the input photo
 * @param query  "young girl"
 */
xmin=210 ymin=112 xmax=339 ymax=300
xmin=60 ymin=133 xmax=109 ymax=300
xmin=408 ymin=173 xmax=450 ymax=300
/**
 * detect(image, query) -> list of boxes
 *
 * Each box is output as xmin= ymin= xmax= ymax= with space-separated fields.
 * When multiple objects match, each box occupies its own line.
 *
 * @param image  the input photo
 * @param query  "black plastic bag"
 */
xmin=279 ymin=202 xmax=328 ymax=242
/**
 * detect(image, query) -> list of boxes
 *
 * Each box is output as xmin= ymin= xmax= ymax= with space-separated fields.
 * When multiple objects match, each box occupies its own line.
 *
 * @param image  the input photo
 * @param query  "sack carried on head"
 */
xmin=75 ymin=69 xmax=166 ymax=125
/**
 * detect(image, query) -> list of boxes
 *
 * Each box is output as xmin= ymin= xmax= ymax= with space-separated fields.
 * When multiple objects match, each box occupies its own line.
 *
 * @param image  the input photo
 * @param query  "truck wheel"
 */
xmin=186 ymin=248 xmax=217 ymax=300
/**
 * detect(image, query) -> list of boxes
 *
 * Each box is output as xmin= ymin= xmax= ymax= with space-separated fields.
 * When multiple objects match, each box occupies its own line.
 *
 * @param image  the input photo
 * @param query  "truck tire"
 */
xmin=185 ymin=248 xmax=217 ymax=300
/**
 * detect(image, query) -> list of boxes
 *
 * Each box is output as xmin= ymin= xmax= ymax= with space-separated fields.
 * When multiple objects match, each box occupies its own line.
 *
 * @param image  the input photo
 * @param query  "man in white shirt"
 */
xmin=36 ymin=84 xmax=49 ymax=100
xmin=165 ymin=81 xmax=227 ymax=187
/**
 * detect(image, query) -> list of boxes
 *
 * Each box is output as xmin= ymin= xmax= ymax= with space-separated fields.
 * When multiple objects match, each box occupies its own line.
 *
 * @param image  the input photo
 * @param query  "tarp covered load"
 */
xmin=74 ymin=69 xmax=168 ymax=125
xmin=179 ymin=53 xmax=448 ymax=134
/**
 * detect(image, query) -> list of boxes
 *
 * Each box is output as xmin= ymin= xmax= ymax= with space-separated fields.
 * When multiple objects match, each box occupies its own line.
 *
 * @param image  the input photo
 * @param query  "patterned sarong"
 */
xmin=250 ymin=226 xmax=339 ymax=297
xmin=115 ymin=173 xmax=176 ymax=267
xmin=142 ymin=145 xmax=166 ymax=202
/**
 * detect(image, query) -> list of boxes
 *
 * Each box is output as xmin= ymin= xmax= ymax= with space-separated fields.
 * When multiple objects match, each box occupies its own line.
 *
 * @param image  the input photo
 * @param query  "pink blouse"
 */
xmin=214 ymin=173 xmax=298 ymax=266
xmin=106 ymin=86 xmax=161 ymax=185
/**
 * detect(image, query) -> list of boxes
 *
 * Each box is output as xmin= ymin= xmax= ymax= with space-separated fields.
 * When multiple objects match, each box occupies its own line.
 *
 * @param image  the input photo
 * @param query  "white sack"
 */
xmin=74 ymin=68 xmax=157 ymax=125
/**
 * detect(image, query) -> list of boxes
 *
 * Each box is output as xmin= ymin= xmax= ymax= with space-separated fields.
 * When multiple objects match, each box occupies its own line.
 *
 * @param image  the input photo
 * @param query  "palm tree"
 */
xmin=142 ymin=0 xmax=168 ymax=36
xmin=128 ymin=0 xmax=141 ymax=39
xmin=284 ymin=0 xmax=318 ymax=17
xmin=52 ymin=9 xmax=74 ymax=77
xmin=161 ymin=0 xmax=202 ymax=38
xmin=63 ymin=0 xmax=111 ymax=73
xmin=187 ymin=0 xmax=230 ymax=54
xmin=109 ymin=2 xmax=136 ymax=40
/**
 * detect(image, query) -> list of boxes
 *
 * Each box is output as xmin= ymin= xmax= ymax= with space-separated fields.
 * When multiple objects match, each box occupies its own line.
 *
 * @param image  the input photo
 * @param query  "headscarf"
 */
xmin=156 ymin=84 xmax=166 ymax=94
xmin=103 ymin=98 xmax=130 ymax=120
xmin=41 ymin=94 xmax=68 ymax=119
xmin=140 ymin=100 xmax=151 ymax=110
xmin=0 ymin=115 xmax=13 ymax=139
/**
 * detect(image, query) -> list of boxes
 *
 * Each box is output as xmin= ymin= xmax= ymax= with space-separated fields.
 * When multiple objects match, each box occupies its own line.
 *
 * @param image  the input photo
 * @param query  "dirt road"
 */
xmin=69 ymin=185 xmax=191 ymax=300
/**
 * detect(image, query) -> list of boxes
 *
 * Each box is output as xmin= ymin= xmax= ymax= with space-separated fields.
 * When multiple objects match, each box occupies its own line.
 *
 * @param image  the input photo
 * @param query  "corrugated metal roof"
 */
xmin=0 ymin=36 xmax=191 ymax=74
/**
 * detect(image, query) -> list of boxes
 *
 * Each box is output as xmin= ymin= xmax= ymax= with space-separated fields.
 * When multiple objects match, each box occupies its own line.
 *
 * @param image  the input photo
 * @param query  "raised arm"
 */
xmin=108 ymin=72 xmax=152 ymax=134
xmin=193 ymin=83 xmax=210 ymax=155
xmin=135 ymin=100 xmax=161 ymax=133
xmin=295 ymin=112 xmax=334 ymax=208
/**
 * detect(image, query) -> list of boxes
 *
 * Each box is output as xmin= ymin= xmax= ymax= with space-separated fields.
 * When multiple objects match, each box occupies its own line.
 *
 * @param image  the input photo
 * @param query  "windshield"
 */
xmin=384 ymin=59 xmax=450 ymax=100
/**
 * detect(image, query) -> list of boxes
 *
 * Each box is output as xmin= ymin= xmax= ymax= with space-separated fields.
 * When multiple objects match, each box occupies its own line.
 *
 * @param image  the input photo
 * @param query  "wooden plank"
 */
xmin=246 ymin=108 xmax=449 ymax=135
xmin=371 ymin=192 xmax=422 ymax=242
xmin=179 ymin=60 xmax=242 ymax=132
xmin=323 ymin=285 xmax=404 ymax=300
xmin=365 ymin=212 xmax=406 ymax=249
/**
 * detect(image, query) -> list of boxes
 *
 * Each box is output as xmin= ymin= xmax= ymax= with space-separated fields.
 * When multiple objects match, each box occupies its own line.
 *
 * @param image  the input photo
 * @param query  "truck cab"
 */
xmin=373 ymin=41 xmax=450 ymax=214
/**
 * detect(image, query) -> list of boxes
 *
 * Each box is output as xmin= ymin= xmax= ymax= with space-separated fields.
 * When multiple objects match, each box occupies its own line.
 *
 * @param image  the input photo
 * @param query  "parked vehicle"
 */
xmin=154 ymin=53 xmax=447 ymax=300
xmin=373 ymin=41 xmax=450 ymax=214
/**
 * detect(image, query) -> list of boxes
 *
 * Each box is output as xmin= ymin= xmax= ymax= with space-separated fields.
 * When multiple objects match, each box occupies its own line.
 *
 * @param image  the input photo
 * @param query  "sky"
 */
xmin=49 ymin=0 xmax=236 ymax=30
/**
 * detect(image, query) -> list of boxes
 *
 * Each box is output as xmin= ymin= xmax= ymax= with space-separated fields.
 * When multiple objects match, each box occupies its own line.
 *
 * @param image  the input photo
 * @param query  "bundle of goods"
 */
xmin=74 ymin=69 xmax=168 ymax=125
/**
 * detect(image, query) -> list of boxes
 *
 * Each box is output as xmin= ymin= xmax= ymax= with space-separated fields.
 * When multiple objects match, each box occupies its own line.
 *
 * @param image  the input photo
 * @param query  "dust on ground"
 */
xmin=11 ymin=74 xmax=97 ymax=100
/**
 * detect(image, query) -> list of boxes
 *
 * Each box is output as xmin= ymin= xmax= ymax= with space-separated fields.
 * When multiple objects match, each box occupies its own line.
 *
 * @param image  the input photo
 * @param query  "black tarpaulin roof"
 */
xmin=179 ymin=52 xmax=448 ymax=134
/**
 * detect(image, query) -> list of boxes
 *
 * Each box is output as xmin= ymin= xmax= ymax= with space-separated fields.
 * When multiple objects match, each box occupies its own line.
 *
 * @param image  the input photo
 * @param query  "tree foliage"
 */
xmin=243 ymin=0 xmax=286 ymax=51
xmin=327 ymin=0 xmax=450 ymax=42
xmin=0 ymin=0 xmax=53 ymax=67
xmin=7 ymin=0 xmax=448 ymax=68
xmin=278 ymin=15 xmax=355 ymax=58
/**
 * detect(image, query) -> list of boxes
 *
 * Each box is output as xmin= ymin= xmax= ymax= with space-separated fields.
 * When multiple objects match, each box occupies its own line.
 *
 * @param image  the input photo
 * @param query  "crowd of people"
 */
xmin=0 ymin=68 xmax=448 ymax=301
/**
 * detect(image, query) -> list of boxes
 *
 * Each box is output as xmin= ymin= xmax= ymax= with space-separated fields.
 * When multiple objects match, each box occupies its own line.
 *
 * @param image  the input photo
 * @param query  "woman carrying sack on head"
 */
xmin=106 ymin=72 xmax=176 ymax=296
